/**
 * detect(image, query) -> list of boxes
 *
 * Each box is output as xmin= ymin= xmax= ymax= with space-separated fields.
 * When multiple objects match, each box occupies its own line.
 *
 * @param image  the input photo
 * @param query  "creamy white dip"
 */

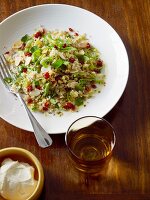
xmin=0 ymin=158 xmax=37 ymax=200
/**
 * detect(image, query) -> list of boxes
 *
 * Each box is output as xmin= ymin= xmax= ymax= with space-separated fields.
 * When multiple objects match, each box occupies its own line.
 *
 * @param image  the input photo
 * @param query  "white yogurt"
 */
xmin=0 ymin=158 xmax=38 ymax=200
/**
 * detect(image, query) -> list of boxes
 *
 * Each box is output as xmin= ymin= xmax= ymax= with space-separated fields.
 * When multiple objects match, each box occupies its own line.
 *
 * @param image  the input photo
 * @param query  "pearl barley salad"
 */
xmin=4 ymin=28 xmax=105 ymax=115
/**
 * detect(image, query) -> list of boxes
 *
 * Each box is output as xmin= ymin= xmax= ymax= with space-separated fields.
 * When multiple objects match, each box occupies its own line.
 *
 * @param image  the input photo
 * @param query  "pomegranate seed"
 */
xmin=54 ymin=45 xmax=58 ymax=49
xmin=55 ymin=75 xmax=62 ymax=81
xmin=96 ymin=60 xmax=103 ymax=67
xmin=34 ymin=31 xmax=42 ymax=38
xmin=27 ymin=98 xmax=33 ymax=104
xmin=22 ymin=68 xmax=27 ymax=73
xmin=63 ymin=43 xmax=67 ymax=48
xmin=5 ymin=51 xmax=9 ymax=54
xmin=74 ymin=32 xmax=79 ymax=36
xmin=44 ymin=101 xmax=49 ymax=108
xmin=27 ymin=85 xmax=33 ymax=92
xmin=63 ymin=102 xmax=75 ymax=110
xmin=86 ymin=43 xmax=91 ymax=48
xmin=36 ymin=85 xmax=41 ymax=90
xmin=69 ymin=57 xmax=75 ymax=63
xmin=44 ymin=72 xmax=50 ymax=79
xmin=94 ymin=69 xmax=100 ymax=73
xmin=25 ymin=52 xmax=32 ymax=56
xmin=79 ymin=60 xmax=84 ymax=65
xmin=91 ymin=84 xmax=97 ymax=89
xmin=43 ymin=106 xmax=48 ymax=111
xmin=69 ymin=28 xmax=74 ymax=32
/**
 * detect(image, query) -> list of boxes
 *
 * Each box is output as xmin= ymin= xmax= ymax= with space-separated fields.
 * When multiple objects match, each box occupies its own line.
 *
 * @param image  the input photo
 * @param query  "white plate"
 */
xmin=0 ymin=4 xmax=129 ymax=134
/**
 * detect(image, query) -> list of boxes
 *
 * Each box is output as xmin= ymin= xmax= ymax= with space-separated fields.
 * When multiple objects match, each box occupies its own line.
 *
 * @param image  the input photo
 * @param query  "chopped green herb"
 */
xmin=32 ymin=49 xmax=41 ymax=62
xmin=44 ymin=82 xmax=51 ymax=96
xmin=40 ymin=57 xmax=52 ymax=68
xmin=75 ymin=97 xmax=84 ymax=106
xmin=30 ymin=46 xmax=38 ymax=53
xmin=21 ymin=34 xmax=30 ymax=43
xmin=34 ymin=80 xmax=40 ymax=86
xmin=32 ymin=105 xmax=38 ymax=111
xmin=76 ymin=54 xmax=85 ymax=63
xmin=61 ymin=46 xmax=77 ymax=51
xmin=75 ymin=84 xmax=84 ymax=91
xmin=52 ymin=59 xmax=64 ymax=68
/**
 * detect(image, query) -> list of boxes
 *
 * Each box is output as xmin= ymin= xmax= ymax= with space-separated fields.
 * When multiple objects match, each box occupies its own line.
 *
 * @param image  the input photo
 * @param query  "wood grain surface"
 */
xmin=0 ymin=0 xmax=150 ymax=199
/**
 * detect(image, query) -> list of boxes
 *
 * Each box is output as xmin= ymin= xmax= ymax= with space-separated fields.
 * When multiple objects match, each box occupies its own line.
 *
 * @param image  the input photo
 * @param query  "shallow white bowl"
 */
xmin=0 ymin=4 xmax=129 ymax=134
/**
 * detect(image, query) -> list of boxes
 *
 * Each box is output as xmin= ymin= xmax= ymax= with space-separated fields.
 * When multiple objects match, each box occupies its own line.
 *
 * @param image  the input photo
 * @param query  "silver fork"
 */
xmin=0 ymin=55 xmax=53 ymax=148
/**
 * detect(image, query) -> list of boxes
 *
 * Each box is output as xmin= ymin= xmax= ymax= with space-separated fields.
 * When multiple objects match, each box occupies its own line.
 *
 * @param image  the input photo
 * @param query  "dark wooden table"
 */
xmin=0 ymin=0 xmax=150 ymax=199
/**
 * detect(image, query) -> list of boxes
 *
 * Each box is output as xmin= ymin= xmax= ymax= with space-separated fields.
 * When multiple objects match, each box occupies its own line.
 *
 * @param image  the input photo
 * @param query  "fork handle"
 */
xmin=17 ymin=93 xmax=53 ymax=148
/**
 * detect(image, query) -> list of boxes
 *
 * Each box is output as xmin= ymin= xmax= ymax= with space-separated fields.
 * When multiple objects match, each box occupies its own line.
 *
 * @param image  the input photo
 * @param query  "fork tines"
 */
xmin=0 ymin=55 xmax=11 ymax=78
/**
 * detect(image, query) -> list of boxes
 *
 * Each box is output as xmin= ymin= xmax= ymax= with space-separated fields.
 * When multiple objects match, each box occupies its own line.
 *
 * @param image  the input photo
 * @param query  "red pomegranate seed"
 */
xmin=44 ymin=72 xmax=50 ymax=79
xmin=25 ymin=52 xmax=32 ymax=56
xmin=74 ymin=32 xmax=79 ymax=36
xmin=22 ymin=68 xmax=27 ymax=73
xmin=44 ymin=101 xmax=49 ymax=108
xmin=27 ymin=98 xmax=33 ymax=104
xmin=55 ymin=75 xmax=62 ymax=81
xmin=86 ymin=43 xmax=91 ymax=48
xmin=96 ymin=60 xmax=103 ymax=67
xmin=63 ymin=43 xmax=67 ymax=48
xmin=43 ymin=106 xmax=48 ymax=111
xmin=69 ymin=28 xmax=74 ymax=32
xmin=69 ymin=57 xmax=75 ymax=63
xmin=27 ymin=85 xmax=33 ymax=92
xmin=5 ymin=51 xmax=10 ymax=54
xmin=91 ymin=84 xmax=97 ymax=89
xmin=34 ymin=31 xmax=42 ymax=38
xmin=54 ymin=45 xmax=58 ymax=49
xmin=94 ymin=69 xmax=100 ymax=73
xmin=79 ymin=60 xmax=84 ymax=65
xmin=36 ymin=85 xmax=41 ymax=90
xmin=63 ymin=102 xmax=75 ymax=110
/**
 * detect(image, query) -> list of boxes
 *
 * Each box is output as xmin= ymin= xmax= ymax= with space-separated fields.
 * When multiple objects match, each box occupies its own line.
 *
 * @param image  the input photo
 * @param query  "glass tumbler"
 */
xmin=65 ymin=116 xmax=116 ymax=173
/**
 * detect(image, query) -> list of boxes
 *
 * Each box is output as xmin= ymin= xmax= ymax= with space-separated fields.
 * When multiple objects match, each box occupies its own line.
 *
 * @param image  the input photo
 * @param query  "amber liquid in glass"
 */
xmin=67 ymin=120 xmax=114 ymax=172
xmin=69 ymin=132 xmax=111 ymax=161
